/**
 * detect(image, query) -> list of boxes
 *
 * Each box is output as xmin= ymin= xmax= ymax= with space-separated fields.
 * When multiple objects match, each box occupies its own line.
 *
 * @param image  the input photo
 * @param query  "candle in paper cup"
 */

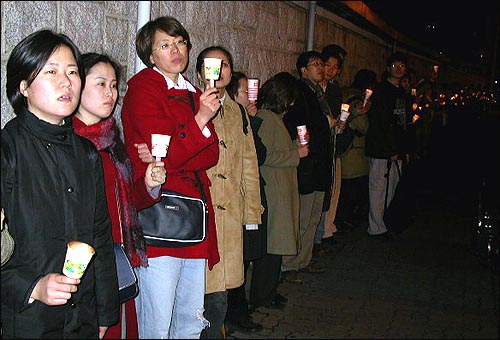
xmin=433 ymin=65 xmax=439 ymax=73
xmin=411 ymin=88 xmax=417 ymax=96
xmin=340 ymin=103 xmax=350 ymax=121
xmin=363 ymin=89 xmax=373 ymax=107
xmin=204 ymin=57 xmax=222 ymax=88
xmin=247 ymin=78 xmax=260 ymax=102
xmin=62 ymin=241 xmax=95 ymax=279
xmin=296 ymin=125 xmax=308 ymax=145
xmin=151 ymin=134 xmax=171 ymax=161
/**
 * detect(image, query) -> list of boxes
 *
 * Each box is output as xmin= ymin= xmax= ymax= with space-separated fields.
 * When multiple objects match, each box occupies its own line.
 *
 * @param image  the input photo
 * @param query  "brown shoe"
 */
xmin=299 ymin=262 xmax=325 ymax=274
xmin=281 ymin=270 xmax=304 ymax=283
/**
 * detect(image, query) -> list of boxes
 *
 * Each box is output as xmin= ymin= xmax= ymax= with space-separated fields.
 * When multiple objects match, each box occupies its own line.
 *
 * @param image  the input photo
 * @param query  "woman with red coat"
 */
xmin=73 ymin=53 xmax=166 ymax=338
xmin=120 ymin=16 xmax=221 ymax=339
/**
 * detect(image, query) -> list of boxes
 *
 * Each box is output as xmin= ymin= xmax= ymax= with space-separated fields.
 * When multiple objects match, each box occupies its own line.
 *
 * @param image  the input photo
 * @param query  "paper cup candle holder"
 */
xmin=151 ymin=133 xmax=171 ymax=162
xmin=62 ymin=241 xmax=95 ymax=279
xmin=247 ymin=78 xmax=260 ymax=102
xmin=204 ymin=57 xmax=223 ymax=88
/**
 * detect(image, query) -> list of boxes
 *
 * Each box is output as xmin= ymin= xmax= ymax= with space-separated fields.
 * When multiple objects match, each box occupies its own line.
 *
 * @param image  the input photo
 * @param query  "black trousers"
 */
xmin=226 ymin=260 xmax=251 ymax=323
xmin=248 ymin=253 xmax=282 ymax=307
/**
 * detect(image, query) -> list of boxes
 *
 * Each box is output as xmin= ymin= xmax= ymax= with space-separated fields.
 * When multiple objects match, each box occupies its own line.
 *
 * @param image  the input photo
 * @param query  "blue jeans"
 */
xmin=134 ymin=256 xmax=208 ymax=339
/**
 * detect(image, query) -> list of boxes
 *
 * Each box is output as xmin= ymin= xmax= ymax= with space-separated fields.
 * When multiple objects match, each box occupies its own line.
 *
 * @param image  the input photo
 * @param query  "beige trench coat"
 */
xmin=257 ymin=109 xmax=300 ymax=255
xmin=205 ymin=95 xmax=262 ymax=294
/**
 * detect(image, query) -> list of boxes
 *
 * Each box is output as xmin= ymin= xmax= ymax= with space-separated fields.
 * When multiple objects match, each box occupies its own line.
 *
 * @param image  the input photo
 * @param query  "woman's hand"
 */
xmin=195 ymin=85 xmax=221 ymax=129
xmin=246 ymin=101 xmax=258 ymax=116
xmin=31 ymin=273 xmax=80 ymax=306
xmin=297 ymin=144 xmax=309 ymax=158
xmin=134 ymin=143 xmax=154 ymax=163
xmin=145 ymin=161 xmax=166 ymax=190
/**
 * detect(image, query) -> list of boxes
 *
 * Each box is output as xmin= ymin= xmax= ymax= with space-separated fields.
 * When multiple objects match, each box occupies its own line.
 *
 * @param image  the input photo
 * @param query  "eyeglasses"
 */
xmin=307 ymin=61 xmax=324 ymax=67
xmin=153 ymin=39 xmax=188 ymax=52
xmin=391 ymin=63 xmax=406 ymax=69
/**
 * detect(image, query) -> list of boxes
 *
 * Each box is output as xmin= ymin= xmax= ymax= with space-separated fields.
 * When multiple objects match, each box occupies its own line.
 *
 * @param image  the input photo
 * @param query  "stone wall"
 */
xmin=1 ymin=1 xmax=476 ymax=128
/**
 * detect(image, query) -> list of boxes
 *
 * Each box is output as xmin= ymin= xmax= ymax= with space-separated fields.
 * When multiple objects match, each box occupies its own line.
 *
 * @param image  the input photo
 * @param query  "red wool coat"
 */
xmin=121 ymin=68 xmax=220 ymax=269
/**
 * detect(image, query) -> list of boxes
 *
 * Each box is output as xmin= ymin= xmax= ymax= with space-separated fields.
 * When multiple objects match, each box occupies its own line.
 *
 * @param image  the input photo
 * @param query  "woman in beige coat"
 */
xmin=249 ymin=72 xmax=308 ymax=310
xmin=196 ymin=46 xmax=262 ymax=339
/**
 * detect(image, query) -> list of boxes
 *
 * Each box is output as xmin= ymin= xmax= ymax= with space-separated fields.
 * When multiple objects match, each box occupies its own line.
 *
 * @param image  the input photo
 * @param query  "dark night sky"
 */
xmin=363 ymin=0 xmax=499 ymax=65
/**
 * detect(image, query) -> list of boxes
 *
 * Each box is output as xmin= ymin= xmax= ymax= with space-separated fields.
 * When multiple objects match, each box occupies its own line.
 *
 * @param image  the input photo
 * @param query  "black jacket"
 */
xmin=1 ymin=108 xmax=119 ymax=338
xmin=365 ymin=79 xmax=408 ymax=159
xmin=284 ymin=79 xmax=332 ymax=195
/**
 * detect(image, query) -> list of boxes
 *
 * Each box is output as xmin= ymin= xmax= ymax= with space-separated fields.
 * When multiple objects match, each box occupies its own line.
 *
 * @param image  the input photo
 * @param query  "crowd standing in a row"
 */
xmin=2 ymin=14 xmax=493 ymax=339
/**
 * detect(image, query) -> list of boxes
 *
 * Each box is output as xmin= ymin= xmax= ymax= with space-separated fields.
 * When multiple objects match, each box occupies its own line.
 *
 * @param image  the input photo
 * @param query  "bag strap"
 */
xmin=237 ymin=102 xmax=249 ymax=135
xmin=186 ymin=91 xmax=208 ymax=203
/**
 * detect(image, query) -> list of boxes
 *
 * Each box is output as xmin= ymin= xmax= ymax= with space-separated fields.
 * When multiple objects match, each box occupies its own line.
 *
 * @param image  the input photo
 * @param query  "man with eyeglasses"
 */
xmin=282 ymin=51 xmax=333 ymax=283
xmin=364 ymin=52 xmax=412 ymax=239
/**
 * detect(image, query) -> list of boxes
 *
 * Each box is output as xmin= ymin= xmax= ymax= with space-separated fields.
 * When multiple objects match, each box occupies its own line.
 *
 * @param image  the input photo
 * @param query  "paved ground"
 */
xmin=227 ymin=105 xmax=499 ymax=339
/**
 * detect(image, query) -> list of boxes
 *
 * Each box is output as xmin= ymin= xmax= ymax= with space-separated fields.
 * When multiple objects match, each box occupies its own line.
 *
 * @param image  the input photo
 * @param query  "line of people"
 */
xmin=1 ymin=14 xmax=444 ymax=340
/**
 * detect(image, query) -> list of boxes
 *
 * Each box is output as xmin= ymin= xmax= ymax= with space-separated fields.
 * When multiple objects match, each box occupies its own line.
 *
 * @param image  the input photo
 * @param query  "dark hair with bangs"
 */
xmin=135 ymin=16 xmax=192 ymax=68
xmin=81 ymin=53 xmax=122 ymax=89
xmin=257 ymin=72 xmax=300 ymax=114
xmin=6 ymin=29 xmax=84 ymax=115
xmin=195 ymin=45 xmax=234 ymax=75
xmin=226 ymin=71 xmax=247 ymax=100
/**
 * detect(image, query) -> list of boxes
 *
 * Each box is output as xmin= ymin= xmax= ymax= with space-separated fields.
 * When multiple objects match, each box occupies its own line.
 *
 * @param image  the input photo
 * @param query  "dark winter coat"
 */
xmin=1 ymin=108 xmax=119 ymax=339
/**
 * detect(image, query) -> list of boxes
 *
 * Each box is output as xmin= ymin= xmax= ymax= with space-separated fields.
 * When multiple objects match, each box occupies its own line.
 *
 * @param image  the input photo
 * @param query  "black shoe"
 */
xmin=274 ymin=293 xmax=288 ymax=304
xmin=226 ymin=317 xmax=263 ymax=333
xmin=369 ymin=231 xmax=394 ymax=240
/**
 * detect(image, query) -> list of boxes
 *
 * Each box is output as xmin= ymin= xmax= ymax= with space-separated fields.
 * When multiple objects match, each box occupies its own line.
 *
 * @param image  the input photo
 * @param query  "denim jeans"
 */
xmin=134 ymin=256 xmax=208 ymax=339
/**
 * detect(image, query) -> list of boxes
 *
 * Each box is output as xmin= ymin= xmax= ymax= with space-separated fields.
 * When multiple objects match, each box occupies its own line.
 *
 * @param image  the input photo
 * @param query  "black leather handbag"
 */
xmin=114 ymin=243 xmax=139 ymax=304
xmin=138 ymin=172 xmax=208 ymax=248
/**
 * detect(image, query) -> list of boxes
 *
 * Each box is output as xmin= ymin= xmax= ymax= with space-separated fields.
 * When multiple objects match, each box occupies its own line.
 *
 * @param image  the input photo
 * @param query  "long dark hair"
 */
xmin=257 ymin=72 xmax=299 ymax=114
xmin=6 ymin=29 xmax=83 ymax=115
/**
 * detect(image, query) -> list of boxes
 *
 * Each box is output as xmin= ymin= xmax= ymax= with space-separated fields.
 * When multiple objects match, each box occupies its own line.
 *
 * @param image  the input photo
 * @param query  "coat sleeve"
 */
xmin=241 ymin=112 xmax=262 ymax=225
xmin=91 ymin=154 xmax=120 ymax=327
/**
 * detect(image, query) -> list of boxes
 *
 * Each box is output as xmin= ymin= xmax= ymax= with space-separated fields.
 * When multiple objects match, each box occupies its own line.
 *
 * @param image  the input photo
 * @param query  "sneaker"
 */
xmin=281 ymin=270 xmax=304 ymax=283
xmin=299 ymin=261 xmax=325 ymax=274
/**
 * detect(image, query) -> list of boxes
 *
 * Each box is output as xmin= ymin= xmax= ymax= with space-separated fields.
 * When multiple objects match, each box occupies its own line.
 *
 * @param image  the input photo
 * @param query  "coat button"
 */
xmin=180 ymin=132 xmax=186 ymax=138
xmin=46 ymin=143 xmax=52 ymax=149
xmin=179 ymin=124 xmax=185 ymax=128
xmin=67 ymin=187 xmax=74 ymax=193
xmin=71 ymin=303 xmax=76 ymax=309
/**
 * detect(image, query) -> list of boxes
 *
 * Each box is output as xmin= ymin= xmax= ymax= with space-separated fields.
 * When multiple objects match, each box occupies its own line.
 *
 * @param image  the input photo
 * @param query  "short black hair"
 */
xmin=386 ymin=52 xmax=408 ymax=67
xmin=226 ymin=71 xmax=247 ymax=100
xmin=6 ymin=29 xmax=83 ymax=115
xmin=296 ymin=50 xmax=323 ymax=79
xmin=196 ymin=45 xmax=233 ymax=75
xmin=81 ymin=53 xmax=122 ymax=89
xmin=257 ymin=72 xmax=300 ymax=114
xmin=135 ymin=16 xmax=192 ymax=69
xmin=322 ymin=44 xmax=347 ymax=64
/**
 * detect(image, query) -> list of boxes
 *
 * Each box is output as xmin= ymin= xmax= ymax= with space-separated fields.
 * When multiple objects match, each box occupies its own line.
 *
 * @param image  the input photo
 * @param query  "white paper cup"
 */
xmin=363 ymin=89 xmax=373 ymax=107
xmin=340 ymin=103 xmax=350 ymax=122
xmin=296 ymin=125 xmax=308 ymax=145
xmin=247 ymin=78 xmax=259 ymax=102
xmin=151 ymin=134 xmax=171 ymax=161
xmin=62 ymin=241 xmax=95 ymax=279
xmin=204 ymin=57 xmax=222 ymax=87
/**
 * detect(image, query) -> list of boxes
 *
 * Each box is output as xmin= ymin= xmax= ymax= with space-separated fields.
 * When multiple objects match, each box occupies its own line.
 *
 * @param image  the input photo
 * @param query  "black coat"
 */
xmin=284 ymin=79 xmax=332 ymax=195
xmin=1 ymin=109 xmax=119 ymax=338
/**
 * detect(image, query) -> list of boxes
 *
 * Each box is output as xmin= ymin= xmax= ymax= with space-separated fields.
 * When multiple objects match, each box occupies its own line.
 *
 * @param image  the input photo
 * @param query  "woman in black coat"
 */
xmin=1 ymin=29 xmax=119 ymax=339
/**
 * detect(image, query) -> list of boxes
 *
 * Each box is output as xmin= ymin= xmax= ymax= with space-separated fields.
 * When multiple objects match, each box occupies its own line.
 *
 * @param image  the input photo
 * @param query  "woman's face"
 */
xmin=199 ymin=49 xmax=232 ymax=92
xmin=20 ymin=45 xmax=81 ymax=125
xmin=234 ymin=78 xmax=249 ymax=106
xmin=78 ymin=62 xmax=118 ymax=125
xmin=149 ymin=31 xmax=189 ymax=81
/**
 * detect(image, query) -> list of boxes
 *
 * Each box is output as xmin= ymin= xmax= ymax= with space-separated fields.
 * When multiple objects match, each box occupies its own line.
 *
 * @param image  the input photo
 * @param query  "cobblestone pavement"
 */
xmin=227 ymin=107 xmax=499 ymax=339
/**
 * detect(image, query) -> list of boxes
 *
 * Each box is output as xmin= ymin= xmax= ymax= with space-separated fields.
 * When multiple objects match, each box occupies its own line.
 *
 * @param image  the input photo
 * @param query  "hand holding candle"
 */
xmin=336 ymin=104 xmax=350 ymax=134
xmin=204 ymin=57 xmax=222 ymax=88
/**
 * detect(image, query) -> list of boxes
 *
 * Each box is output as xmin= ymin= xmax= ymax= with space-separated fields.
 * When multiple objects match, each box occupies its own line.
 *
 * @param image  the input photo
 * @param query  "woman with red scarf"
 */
xmin=73 ymin=53 xmax=166 ymax=338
